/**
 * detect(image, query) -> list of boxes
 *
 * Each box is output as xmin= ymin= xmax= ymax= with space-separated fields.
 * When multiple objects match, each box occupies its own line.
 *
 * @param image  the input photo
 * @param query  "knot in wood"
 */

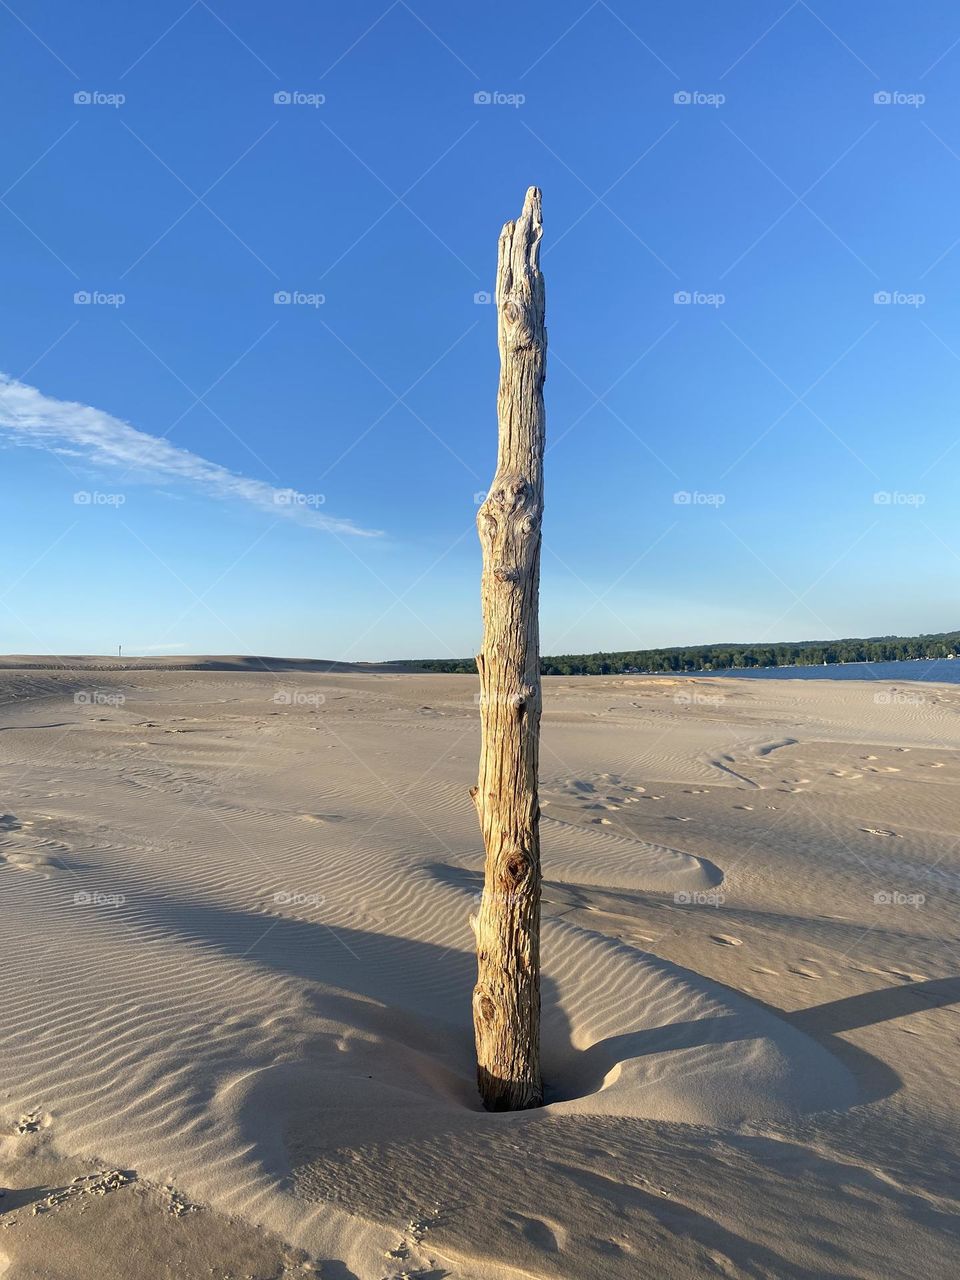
xmin=502 ymin=849 xmax=531 ymax=887
xmin=486 ymin=478 xmax=539 ymax=528
xmin=478 ymin=995 xmax=497 ymax=1023
xmin=477 ymin=508 xmax=498 ymax=542
xmin=494 ymin=565 xmax=520 ymax=584
xmin=491 ymin=475 xmax=529 ymax=513
xmin=501 ymin=292 xmax=537 ymax=350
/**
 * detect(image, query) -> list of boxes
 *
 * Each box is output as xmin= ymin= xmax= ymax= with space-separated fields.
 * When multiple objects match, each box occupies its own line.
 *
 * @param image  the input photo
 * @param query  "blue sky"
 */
xmin=2 ymin=1 xmax=960 ymax=660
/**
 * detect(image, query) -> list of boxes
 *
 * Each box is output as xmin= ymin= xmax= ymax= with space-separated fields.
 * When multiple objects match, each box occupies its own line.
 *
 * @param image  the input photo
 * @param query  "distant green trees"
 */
xmin=403 ymin=630 xmax=959 ymax=676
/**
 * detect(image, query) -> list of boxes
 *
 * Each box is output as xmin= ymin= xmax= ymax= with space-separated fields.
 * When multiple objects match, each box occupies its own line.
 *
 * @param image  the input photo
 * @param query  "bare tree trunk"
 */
xmin=470 ymin=187 xmax=546 ymax=1111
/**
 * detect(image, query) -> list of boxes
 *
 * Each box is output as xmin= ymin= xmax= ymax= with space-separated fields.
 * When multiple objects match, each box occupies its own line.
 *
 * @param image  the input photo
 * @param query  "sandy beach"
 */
xmin=1 ymin=664 xmax=958 ymax=1278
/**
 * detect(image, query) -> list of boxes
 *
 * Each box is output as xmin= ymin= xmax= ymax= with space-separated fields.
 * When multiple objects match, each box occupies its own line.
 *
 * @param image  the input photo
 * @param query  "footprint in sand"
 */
xmin=789 ymin=967 xmax=821 ymax=980
xmin=503 ymin=1211 xmax=565 ymax=1253
xmin=734 ymin=805 xmax=754 ymax=811
xmin=15 ymin=1110 xmax=42 ymax=1134
xmin=861 ymin=827 xmax=900 ymax=838
xmin=710 ymin=935 xmax=743 ymax=947
xmin=751 ymin=966 xmax=779 ymax=975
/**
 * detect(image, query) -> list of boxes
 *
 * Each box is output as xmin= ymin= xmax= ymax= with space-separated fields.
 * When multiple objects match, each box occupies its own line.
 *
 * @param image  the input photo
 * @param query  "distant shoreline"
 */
xmin=2 ymin=653 xmax=960 ymax=687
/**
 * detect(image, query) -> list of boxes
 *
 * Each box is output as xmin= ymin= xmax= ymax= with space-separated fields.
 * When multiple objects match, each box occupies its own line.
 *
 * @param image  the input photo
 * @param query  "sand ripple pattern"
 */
xmin=0 ymin=673 xmax=866 ymax=1275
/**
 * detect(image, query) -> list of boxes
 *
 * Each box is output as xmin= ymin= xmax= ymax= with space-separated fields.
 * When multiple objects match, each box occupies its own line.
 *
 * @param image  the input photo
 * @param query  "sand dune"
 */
xmin=1 ymin=669 xmax=958 ymax=1277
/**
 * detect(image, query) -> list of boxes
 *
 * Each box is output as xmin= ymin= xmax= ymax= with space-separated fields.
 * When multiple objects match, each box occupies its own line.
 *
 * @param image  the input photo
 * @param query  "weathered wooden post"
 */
xmin=470 ymin=187 xmax=546 ymax=1111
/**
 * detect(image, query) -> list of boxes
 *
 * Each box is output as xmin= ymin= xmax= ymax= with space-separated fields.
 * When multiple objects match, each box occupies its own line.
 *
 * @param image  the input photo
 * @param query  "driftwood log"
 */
xmin=470 ymin=187 xmax=546 ymax=1111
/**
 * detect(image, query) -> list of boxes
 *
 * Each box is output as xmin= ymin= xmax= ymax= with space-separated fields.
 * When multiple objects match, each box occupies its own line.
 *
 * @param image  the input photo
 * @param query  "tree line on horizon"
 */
xmin=399 ymin=629 xmax=960 ymax=676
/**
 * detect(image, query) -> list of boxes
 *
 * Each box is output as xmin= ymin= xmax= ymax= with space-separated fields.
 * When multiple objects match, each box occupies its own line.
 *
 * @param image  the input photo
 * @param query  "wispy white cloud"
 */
xmin=0 ymin=375 xmax=380 ymax=537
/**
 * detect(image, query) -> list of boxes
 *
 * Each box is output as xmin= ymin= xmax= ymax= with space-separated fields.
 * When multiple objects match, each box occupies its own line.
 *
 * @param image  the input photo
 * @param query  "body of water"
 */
xmin=688 ymin=658 xmax=960 ymax=684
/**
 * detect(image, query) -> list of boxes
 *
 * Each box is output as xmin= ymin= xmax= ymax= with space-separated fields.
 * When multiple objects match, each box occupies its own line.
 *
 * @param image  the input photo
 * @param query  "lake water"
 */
xmin=688 ymin=659 xmax=960 ymax=685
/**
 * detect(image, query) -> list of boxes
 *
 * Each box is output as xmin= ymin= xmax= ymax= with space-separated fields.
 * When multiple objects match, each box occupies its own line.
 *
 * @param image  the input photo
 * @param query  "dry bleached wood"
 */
xmin=470 ymin=187 xmax=546 ymax=1111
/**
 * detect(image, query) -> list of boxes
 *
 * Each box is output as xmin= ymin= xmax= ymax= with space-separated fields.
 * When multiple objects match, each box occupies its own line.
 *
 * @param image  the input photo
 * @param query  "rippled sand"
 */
xmin=1 ymin=665 xmax=958 ymax=1278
